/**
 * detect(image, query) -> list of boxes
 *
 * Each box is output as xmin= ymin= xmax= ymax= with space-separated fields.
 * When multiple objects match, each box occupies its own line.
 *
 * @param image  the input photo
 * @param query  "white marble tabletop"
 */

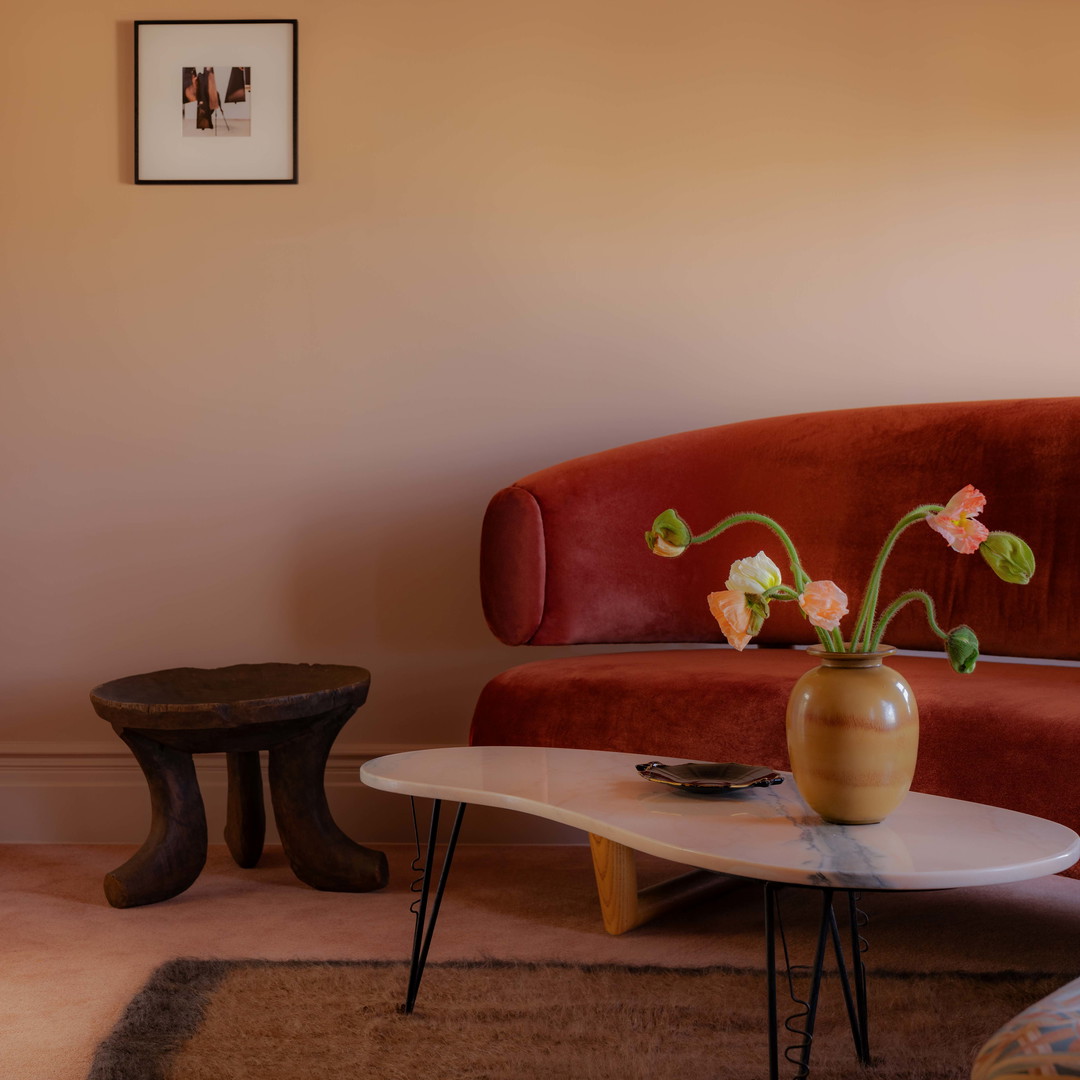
xmin=361 ymin=746 xmax=1080 ymax=890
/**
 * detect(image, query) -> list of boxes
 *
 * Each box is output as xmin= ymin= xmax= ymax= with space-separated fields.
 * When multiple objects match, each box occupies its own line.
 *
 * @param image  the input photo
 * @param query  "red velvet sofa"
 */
xmin=470 ymin=398 xmax=1080 ymax=906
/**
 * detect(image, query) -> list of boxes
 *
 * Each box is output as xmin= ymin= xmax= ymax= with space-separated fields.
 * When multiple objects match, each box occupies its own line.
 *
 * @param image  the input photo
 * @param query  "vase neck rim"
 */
xmin=806 ymin=644 xmax=897 ymax=667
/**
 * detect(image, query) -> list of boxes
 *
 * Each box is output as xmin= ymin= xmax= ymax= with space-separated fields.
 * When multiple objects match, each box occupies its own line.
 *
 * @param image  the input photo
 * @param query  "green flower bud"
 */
xmin=645 ymin=509 xmax=692 ymax=558
xmin=745 ymin=593 xmax=770 ymax=637
xmin=979 ymin=531 xmax=1035 ymax=585
xmin=945 ymin=624 xmax=979 ymax=675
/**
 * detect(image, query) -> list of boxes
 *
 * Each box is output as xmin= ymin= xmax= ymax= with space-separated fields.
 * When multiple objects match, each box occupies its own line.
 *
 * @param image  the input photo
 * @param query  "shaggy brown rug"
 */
xmin=86 ymin=958 xmax=1059 ymax=1080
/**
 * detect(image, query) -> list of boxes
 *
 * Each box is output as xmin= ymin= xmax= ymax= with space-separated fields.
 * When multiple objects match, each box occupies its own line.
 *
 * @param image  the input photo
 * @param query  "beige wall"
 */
xmin=3 ymin=0 xmax=1079 ymax=841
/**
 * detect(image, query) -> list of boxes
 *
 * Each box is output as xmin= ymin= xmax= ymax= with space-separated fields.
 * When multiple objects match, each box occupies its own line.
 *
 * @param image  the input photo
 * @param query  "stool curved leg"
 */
xmin=268 ymin=706 xmax=388 ymax=892
xmin=225 ymin=751 xmax=265 ymax=868
xmin=105 ymin=729 xmax=208 ymax=908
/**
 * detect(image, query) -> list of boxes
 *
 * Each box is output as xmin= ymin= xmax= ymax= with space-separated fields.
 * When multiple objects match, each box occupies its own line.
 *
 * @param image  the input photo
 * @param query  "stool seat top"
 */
xmin=91 ymin=663 xmax=371 ymax=731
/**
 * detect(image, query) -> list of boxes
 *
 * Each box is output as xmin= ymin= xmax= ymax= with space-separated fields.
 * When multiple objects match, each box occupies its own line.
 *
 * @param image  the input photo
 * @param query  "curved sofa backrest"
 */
xmin=480 ymin=397 xmax=1080 ymax=660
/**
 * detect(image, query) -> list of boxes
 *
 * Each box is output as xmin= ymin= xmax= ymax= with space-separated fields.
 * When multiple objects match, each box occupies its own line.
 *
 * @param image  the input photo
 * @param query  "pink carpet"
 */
xmin=3 ymin=843 xmax=1079 ymax=1078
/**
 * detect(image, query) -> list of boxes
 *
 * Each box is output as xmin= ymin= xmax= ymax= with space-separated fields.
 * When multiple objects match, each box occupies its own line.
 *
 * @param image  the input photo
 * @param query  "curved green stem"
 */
xmin=763 ymin=585 xmax=801 ymax=602
xmin=850 ymin=505 xmax=943 ymax=652
xmin=869 ymin=590 xmax=948 ymax=651
xmin=692 ymin=512 xmax=812 ymax=592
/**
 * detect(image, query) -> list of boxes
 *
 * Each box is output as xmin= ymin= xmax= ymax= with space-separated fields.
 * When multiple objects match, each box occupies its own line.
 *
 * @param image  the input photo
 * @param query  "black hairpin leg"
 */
xmin=765 ymin=884 xmax=871 ymax=1079
xmin=403 ymin=797 xmax=466 ymax=1015
xmin=846 ymin=891 xmax=870 ymax=1063
xmin=766 ymin=883 xmax=779 ymax=1080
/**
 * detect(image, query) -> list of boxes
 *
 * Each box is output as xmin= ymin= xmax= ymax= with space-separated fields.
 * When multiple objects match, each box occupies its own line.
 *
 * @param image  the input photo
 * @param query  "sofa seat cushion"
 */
xmin=469 ymin=648 xmax=1080 ymax=876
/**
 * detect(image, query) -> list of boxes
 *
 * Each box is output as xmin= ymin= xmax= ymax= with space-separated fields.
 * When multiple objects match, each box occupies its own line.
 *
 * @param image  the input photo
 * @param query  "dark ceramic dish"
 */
xmin=635 ymin=761 xmax=784 ymax=793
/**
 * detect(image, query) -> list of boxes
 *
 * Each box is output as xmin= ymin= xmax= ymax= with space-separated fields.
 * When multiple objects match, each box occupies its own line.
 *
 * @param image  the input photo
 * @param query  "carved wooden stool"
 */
xmin=90 ymin=663 xmax=388 ymax=908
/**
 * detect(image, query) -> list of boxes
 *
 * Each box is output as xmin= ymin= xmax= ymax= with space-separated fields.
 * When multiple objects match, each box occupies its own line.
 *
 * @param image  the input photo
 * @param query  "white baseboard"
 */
xmin=0 ymin=741 xmax=583 ymax=846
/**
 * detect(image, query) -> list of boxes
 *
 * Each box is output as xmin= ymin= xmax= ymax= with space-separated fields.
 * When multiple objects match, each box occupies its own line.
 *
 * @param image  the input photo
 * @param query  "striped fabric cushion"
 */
xmin=972 ymin=976 xmax=1080 ymax=1078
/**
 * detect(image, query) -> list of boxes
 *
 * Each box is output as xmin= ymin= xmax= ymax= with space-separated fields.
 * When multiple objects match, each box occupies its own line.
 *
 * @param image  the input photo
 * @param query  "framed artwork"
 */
xmin=134 ymin=20 xmax=298 ymax=184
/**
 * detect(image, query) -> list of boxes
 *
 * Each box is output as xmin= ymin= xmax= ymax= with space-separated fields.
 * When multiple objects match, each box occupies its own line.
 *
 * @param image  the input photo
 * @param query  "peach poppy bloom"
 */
xmin=798 ymin=580 xmax=849 ymax=632
xmin=925 ymin=484 xmax=989 ymax=554
xmin=707 ymin=589 xmax=756 ymax=650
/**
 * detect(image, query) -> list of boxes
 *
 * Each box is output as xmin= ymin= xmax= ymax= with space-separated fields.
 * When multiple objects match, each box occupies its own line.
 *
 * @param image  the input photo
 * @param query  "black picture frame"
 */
xmin=134 ymin=19 xmax=298 ymax=184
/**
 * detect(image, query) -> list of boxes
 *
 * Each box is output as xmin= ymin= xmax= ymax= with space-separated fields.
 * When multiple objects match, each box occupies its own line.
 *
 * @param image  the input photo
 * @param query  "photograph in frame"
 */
xmin=135 ymin=20 xmax=297 ymax=184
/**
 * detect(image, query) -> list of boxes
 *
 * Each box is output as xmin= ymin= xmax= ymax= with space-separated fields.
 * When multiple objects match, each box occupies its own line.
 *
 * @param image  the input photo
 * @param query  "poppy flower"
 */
xmin=708 ymin=590 xmax=768 ymax=650
xmin=798 ymin=580 xmax=849 ymax=632
xmin=726 ymin=551 xmax=782 ymax=594
xmin=926 ymin=485 xmax=989 ymax=554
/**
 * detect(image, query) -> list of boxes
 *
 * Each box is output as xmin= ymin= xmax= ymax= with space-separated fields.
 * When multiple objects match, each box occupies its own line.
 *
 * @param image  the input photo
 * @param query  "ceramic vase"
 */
xmin=786 ymin=644 xmax=918 ymax=825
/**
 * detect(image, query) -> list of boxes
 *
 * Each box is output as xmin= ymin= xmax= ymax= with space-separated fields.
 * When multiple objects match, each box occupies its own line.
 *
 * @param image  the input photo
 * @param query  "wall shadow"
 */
xmin=116 ymin=21 xmax=134 ymax=183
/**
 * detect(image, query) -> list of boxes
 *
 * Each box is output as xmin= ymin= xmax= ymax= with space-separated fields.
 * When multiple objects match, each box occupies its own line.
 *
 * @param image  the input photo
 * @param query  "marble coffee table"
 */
xmin=360 ymin=745 xmax=1080 ymax=1078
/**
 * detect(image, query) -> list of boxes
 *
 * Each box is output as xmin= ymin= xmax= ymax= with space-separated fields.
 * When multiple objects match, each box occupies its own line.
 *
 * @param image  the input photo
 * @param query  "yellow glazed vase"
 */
xmin=786 ymin=644 xmax=919 ymax=825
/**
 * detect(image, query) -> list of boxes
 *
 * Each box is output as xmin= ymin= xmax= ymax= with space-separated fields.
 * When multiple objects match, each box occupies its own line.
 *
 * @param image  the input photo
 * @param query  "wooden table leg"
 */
xmin=589 ymin=832 xmax=747 ymax=935
xmin=268 ymin=705 xmax=388 ymax=892
xmin=225 ymin=751 xmax=265 ymax=868
xmin=105 ymin=729 xmax=208 ymax=908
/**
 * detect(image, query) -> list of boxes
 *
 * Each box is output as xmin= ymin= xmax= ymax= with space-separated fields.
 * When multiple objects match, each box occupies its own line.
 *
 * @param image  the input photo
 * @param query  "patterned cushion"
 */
xmin=972 ymin=976 xmax=1080 ymax=1078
